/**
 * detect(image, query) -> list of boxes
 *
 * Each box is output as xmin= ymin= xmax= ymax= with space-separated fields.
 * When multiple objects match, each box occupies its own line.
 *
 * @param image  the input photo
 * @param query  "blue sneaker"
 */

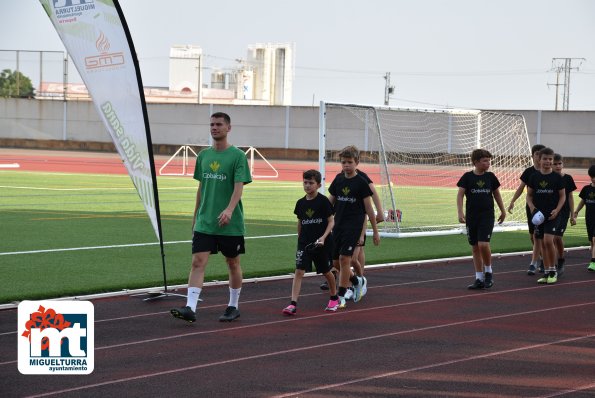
xmin=527 ymin=263 xmax=536 ymax=275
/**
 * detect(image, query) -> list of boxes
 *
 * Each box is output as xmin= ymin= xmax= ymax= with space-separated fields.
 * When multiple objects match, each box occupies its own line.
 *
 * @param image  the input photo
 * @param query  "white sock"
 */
xmin=229 ymin=287 xmax=241 ymax=308
xmin=475 ymin=272 xmax=484 ymax=280
xmin=484 ymin=265 xmax=493 ymax=273
xmin=186 ymin=287 xmax=201 ymax=311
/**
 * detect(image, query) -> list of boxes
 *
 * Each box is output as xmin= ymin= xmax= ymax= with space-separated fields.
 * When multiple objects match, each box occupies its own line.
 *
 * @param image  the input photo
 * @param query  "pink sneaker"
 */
xmin=282 ymin=304 xmax=296 ymax=316
xmin=325 ymin=299 xmax=339 ymax=312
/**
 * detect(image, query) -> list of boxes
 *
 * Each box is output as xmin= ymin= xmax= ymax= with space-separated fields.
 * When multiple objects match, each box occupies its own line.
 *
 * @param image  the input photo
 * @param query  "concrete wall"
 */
xmin=0 ymin=98 xmax=593 ymax=162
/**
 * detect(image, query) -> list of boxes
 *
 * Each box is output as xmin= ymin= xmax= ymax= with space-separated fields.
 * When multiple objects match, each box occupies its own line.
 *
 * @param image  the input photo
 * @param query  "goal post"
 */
xmin=319 ymin=101 xmax=533 ymax=237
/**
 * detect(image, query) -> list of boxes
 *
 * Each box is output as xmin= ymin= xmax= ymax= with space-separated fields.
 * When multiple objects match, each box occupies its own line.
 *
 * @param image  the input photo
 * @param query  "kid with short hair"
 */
xmin=573 ymin=165 xmax=595 ymax=272
xmin=328 ymin=145 xmax=380 ymax=308
xmin=282 ymin=169 xmax=339 ymax=315
xmin=457 ymin=149 xmax=506 ymax=289
xmin=526 ymin=147 xmax=565 ymax=284
xmin=508 ymin=144 xmax=546 ymax=274
xmin=552 ymin=153 xmax=577 ymax=276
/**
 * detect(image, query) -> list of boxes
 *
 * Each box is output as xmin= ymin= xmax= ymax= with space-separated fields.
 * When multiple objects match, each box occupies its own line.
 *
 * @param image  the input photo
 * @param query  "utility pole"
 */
xmin=384 ymin=72 xmax=394 ymax=106
xmin=549 ymin=58 xmax=585 ymax=111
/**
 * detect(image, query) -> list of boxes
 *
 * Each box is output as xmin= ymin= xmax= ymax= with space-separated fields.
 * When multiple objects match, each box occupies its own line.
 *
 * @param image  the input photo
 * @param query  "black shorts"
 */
xmin=554 ymin=209 xmax=570 ymax=237
xmin=586 ymin=221 xmax=595 ymax=243
xmin=466 ymin=215 xmax=494 ymax=246
xmin=192 ymin=232 xmax=245 ymax=257
xmin=534 ymin=215 xmax=560 ymax=240
xmin=295 ymin=244 xmax=332 ymax=274
xmin=332 ymin=227 xmax=360 ymax=259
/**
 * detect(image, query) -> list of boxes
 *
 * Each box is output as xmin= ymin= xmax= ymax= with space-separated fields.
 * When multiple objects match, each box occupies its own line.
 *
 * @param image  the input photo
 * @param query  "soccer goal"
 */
xmin=319 ymin=102 xmax=532 ymax=237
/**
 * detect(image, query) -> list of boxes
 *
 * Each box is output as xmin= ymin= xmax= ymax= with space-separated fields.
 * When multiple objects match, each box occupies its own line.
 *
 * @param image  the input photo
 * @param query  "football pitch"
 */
xmin=0 ymin=170 xmax=589 ymax=304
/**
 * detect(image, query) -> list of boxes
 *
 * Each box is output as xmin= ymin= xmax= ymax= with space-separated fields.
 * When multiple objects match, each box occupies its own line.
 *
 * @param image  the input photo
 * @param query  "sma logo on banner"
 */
xmin=18 ymin=300 xmax=94 ymax=375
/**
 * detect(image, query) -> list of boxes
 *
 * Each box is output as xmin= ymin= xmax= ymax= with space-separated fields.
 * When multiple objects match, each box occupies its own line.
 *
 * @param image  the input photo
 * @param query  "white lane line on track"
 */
xmin=0 ymin=233 xmax=297 ymax=256
xmin=272 ymin=332 xmax=595 ymax=398
xmin=20 ymin=303 xmax=595 ymax=398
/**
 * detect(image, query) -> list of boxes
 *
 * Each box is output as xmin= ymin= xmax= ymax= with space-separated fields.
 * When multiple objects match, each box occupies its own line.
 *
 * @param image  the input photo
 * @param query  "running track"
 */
xmin=1 ymin=250 xmax=594 ymax=397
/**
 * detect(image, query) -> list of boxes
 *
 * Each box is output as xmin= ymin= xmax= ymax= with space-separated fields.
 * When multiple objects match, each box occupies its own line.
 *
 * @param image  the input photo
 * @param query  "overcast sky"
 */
xmin=2 ymin=0 xmax=595 ymax=110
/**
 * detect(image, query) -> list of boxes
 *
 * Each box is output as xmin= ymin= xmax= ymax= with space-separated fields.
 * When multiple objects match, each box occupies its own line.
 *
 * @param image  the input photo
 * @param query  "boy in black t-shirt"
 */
xmin=328 ymin=146 xmax=380 ymax=309
xmin=457 ymin=149 xmax=506 ymax=289
xmin=573 ymin=165 xmax=595 ymax=272
xmin=507 ymin=144 xmax=546 ymax=274
xmin=282 ymin=169 xmax=339 ymax=315
xmin=527 ymin=148 xmax=565 ymax=284
xmin=552 ymin=153 xmax=577 ymax=276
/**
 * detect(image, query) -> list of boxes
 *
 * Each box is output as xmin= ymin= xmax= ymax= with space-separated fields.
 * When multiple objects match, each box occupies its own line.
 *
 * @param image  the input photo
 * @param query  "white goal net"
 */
xmin=319 ymin=102 xmax=532 ymax=237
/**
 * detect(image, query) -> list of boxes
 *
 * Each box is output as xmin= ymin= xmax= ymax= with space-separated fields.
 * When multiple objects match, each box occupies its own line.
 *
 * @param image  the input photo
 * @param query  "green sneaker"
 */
xmin=537 ymin=276 xmax=548 ymax=284
xmin=547 ymin=272 xmax=558 ymax=284
xmin=588 ymin=262 xmax=595 ymax=272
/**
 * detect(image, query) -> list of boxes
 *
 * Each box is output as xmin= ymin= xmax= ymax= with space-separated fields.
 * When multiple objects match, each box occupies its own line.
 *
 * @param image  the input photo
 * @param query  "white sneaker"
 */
xmin=353 ymin=277 xmax=363 ymax=302
xmin=344 ymin=287 xmax=354 ymax=300
xmin=361 ymin=277 xmax=367 ymax=297
xmin=338 ymin=296 xmax=347 ymax=309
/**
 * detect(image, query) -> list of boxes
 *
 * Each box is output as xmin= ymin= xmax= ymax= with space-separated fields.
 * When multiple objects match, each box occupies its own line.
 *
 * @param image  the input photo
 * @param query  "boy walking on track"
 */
xmin=283 ymin=169 xmax=339 ymax=315
xmin=507 ymin=144 xmax=546 ymax=275
xmin=171 ymin=112 xmax=252 ymax=323
xmin=526 ymin=147 xmax=565 ymax=285
xmin=573 ymin=165 xmax=595 ymax=272
xmin=328 ymin=146 xmax=380 ymax=309
xmin=457 ymin=149 xmax=506 ymax=289
xmin=552 ymin=153 xmax=577 ymax=276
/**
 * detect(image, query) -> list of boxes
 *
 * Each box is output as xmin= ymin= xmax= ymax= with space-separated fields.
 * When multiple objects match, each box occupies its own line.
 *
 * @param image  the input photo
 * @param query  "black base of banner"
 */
xmin=132 ymin=289 xmax=188 ymax=302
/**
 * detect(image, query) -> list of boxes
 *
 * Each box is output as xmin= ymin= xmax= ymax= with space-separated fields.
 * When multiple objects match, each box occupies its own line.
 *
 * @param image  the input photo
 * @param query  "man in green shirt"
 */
xmin=171 ymin=112 xmax=252 ymax=323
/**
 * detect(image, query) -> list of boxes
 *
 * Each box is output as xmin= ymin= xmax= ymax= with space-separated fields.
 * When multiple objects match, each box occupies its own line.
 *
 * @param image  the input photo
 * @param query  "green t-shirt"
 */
xmin=193 ymin=145 xmax=252 ymax=235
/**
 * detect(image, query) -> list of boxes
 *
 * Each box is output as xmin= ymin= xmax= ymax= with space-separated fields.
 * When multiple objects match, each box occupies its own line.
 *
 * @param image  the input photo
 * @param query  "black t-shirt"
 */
xmin=578 ymin=184 xmax=595 ymax=225
xmin=328 ymin=172 xmax=373 ymax=229
xmin=457 ymin=171 xmax=501 ymax=214
xmin=294 ymin=193 xmax=334 ymax=245
xmin=528 ymin=171 xmax=565 ymax=215
xmin=520 ymin=166 xmax=539 ymax=184
xmin=561 ymin=174 xmax=577 ymax=212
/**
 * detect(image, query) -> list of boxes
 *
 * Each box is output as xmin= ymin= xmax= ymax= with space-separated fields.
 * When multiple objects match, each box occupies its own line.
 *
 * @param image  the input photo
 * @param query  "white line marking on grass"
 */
xmin=0 ymin=185 xmax=135 ymax=191
xmin=19 ymin=303 xmax=595 ymax=398
xmin=0 ymin=234 xmax=297 ymax=256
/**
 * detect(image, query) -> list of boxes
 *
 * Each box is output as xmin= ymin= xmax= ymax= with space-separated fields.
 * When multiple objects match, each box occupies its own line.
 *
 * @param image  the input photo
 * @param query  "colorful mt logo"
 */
xmin=18 ymin=300 xmax=94 ymax=375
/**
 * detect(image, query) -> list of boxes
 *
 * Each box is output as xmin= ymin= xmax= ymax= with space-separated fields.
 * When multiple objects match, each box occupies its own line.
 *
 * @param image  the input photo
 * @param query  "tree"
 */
xmin=0 ymin=69 xmax=35 ymax=98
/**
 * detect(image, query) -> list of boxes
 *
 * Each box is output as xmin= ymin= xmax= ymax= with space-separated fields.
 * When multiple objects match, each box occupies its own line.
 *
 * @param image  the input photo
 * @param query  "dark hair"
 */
xmin=211 ymin=112 xmax=231 ymax=124
xmin=589 ymin=165 xmax=595 ymax=178
xmin=303 ymin=169 xmax=322 ymax=184
xmin=553 ymin=153 xmax=563 ymax=162
xmin=531 ymin=144 xmax=546 ymax=155
xmin=538 ymin=147 xmax=554 ymax=158
xmin=338 ymin=145 xmax=360 ymax=162
xmin=471 ymin=148 xmax=492 ymax=164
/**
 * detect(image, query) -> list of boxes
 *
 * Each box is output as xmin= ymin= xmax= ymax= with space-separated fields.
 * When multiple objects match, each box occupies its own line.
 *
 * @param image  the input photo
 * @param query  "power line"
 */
xmin=549 ymin=58 xmax=586 ymax=111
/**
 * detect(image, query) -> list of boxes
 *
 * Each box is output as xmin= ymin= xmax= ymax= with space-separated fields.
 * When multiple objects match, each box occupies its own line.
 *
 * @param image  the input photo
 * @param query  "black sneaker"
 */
xmin=320 ymin=281 xmax=329 ymax=290
xmin=484 ymin=272 xmax=493 ymax=288
xmin=170 ymin=306 xmax=197 ymax=323
xmin=557 ymin=259 xmax=565 ymax=277
xmin=219 ymin=306 xmax=240 ymax=322
xmin=468 ymin=279 xmax=485 ymax=290
xmin=527 ymin=263 xmax=536 ymax=275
